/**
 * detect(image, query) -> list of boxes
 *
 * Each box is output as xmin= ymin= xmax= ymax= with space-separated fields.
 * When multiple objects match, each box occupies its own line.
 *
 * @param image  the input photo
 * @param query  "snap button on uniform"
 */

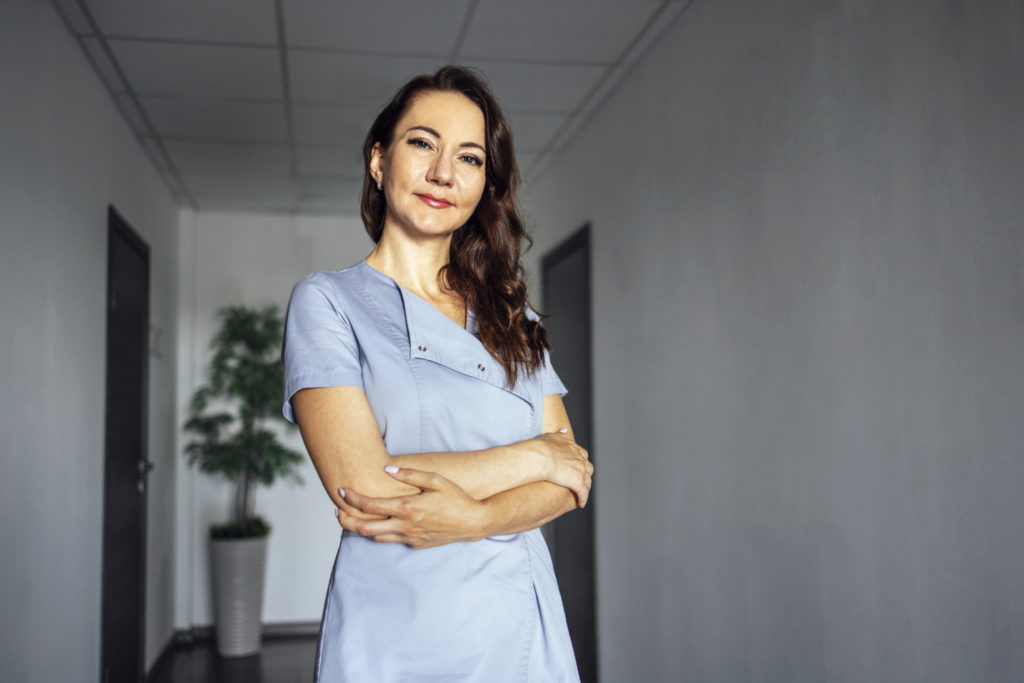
xmin=418 ymin=345 xmax=427 ymax=352
xmin=477 ymin=363 xmax=485 ymax=371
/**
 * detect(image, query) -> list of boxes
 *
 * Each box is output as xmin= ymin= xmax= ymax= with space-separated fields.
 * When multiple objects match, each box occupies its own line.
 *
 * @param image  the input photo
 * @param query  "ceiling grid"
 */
xmin=273 ymin=0 xmax=299 ymax=208
xmin=49 ymin=0 xmax=690 ymax=214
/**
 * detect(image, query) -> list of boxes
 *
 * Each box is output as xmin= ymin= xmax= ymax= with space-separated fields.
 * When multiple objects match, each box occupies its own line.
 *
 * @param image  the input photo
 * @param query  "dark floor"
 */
xmin=148 ymin=636 xmax=317 ymax=683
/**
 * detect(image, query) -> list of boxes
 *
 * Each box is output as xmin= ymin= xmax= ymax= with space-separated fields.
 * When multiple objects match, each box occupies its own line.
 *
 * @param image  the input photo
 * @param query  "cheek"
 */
xmin=464 ymin=177 xmax=486 ymax=205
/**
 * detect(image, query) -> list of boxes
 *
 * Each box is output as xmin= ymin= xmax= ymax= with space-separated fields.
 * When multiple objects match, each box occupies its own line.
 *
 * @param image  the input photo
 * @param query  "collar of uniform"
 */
xmin=357 ymin=261 xmax=531 ymax=404
xmin=401 ymin=286 xmax=534 ymax=403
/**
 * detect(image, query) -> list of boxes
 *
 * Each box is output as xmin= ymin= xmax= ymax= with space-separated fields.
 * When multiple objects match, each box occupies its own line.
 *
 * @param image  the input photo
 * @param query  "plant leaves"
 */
xmin=183 ymin=304 xmax=305 ymax=528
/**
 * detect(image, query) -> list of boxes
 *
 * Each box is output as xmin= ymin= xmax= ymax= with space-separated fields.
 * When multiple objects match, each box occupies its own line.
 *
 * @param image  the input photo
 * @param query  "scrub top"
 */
xmin=282 ymin=260 xmax=580 ymax=682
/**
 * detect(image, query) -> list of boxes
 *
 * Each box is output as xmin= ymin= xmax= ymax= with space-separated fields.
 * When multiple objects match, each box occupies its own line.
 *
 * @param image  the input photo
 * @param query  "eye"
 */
xmin=459 ymin=154 xmax=484 ymax=167
xmin=409 ymin=137 xmax=434 ymax=151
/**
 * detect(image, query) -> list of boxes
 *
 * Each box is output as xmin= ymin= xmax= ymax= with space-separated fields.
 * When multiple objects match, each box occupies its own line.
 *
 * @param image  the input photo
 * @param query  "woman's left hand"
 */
xmin=336 ymin=467 xmax=492 ymax=549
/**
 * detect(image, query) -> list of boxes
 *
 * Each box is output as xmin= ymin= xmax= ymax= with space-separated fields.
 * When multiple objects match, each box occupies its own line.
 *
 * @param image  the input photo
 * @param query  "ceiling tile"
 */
xmin=140 ymin=99 xmax=288 ymax=143
xmin=547 ymin=112 xmax=591 ymax=156
xmin=292 ymin=103 xmax=378 ymax=144
xmin=297 ymin=178 xmax=363 ymax=215
xmin=192 ymin=196 xmax=298 ymax=212
xmin=289 ymin=51 xmax=442 ymax=104
xmin=297 ymin=146 xmax=364 ymax=177
xmin=184 ymin=174 xmax=298 ymax=212
xmin=165 ymin=141 xmax=291 ymax=178
xmin=457 ymin=60 xmax=606 ymax=113
xmin=56 ymin=1 xmax=688 ymax=214
xmin=110 ymin=40 xmax=282 ymax=99
xmin=283 ymin=0 xmax=471 ymax=55
xmin=507 ymin=113 xmax=565 ymax=152
xmin=577 ymin=64 xmax=626 ymax=116
xmin=297 ymin=176 xmax=358 ymax=201
xmin=619 ymin=1 xmax=690 ymax=66
xmin=83 ymin=0 xmax=278 ymax=44
xmin=298 ymin=198 xmax=361 ymax=216
xmin=460 ymin=0 xmax=663 ymax=63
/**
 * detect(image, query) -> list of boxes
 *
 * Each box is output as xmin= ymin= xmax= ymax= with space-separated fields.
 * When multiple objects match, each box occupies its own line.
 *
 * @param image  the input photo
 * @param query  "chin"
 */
xmin=411 ymin=216 xmax=468 ymax=237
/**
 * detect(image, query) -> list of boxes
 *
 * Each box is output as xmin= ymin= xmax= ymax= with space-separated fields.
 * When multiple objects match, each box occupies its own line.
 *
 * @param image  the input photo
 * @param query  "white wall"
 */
xmin=175 ymin=210 xmax=374 ymax=628
xmin=0 ymin=0 xmax=180 ymax=679
xmin=524 ymin=0 xmax=1024 ymax=680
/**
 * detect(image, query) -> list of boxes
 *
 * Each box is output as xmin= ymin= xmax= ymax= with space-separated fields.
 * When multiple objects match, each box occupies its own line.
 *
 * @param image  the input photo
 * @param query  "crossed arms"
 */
xmin=292 ymin=386 xmax=593 ymax=549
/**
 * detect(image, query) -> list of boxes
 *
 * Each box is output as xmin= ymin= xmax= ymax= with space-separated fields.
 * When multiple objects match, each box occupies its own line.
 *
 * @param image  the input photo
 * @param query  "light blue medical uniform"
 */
xmin=282 ymin=260 xmax=580 ymax=682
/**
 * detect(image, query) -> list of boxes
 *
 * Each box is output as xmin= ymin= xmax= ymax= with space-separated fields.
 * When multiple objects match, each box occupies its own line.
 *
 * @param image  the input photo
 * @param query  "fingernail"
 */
xmin=558 ymin=427 xmax=569 ymax=433
xmin=334 ymin=508 xmax=339 ymax=517
xmin=337 ymin=488 xmax=346 ymax=499
xmin=384 ymin=465 xmax=399 ymax=474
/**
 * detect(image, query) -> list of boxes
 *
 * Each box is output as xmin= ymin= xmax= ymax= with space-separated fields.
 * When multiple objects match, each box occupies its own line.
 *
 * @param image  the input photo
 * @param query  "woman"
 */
xmin=283 ymin=65 xmax=592 ymax=682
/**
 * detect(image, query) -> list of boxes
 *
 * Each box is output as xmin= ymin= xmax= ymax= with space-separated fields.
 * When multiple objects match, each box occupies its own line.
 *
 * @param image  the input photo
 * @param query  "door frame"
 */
xmin=102 ymin=205 xmax=150 ymax=682
xmin=542 ymin=223 xmax=597 ymax=682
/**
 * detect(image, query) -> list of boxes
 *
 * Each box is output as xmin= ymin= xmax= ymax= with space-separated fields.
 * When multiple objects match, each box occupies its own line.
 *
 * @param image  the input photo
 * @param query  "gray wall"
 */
xmin=524 ymin=0 xmax=1024 ymax=680
xmin=0 ymin=0 xmax=180 ymax=679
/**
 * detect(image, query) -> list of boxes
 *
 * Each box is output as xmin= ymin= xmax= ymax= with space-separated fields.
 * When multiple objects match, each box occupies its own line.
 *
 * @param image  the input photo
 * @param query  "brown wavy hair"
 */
xmin=360 ymin=65 xmax=548 ymax=387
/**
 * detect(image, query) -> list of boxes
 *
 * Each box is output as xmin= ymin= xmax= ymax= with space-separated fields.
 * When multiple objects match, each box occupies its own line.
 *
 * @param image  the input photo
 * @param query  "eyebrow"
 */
xmin=404 ymin=126 xmax=486 ymax=153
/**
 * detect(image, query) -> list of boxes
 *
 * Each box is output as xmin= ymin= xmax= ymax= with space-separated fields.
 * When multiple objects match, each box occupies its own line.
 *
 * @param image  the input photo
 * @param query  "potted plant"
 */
xmin=184 ymin=305 xmax=305 ymax=657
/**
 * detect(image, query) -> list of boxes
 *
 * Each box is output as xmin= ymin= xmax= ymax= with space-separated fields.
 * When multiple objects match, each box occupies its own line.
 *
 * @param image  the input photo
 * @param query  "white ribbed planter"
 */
xmin=209 ymin=535 xmax=268 ymax=657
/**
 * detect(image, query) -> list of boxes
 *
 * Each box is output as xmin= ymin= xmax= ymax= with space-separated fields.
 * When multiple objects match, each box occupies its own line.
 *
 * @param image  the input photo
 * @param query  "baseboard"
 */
xmin=263 ymin=620 xmax=321 ymax=638
xmin=171 ymin=620 xmax=320 ymax=645
xmin=146 ymin=634 xmax=178 ymax=681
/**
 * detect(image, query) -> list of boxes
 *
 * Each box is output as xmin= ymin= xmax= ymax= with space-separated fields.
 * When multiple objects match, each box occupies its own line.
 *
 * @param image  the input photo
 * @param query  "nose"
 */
xmin=427 ymin=153 xmax=453 ymax=186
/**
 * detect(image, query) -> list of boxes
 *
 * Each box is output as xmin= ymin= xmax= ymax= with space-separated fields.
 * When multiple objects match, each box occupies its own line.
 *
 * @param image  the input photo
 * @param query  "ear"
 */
xmin=369 ymin=142 xmax=385 ymax=185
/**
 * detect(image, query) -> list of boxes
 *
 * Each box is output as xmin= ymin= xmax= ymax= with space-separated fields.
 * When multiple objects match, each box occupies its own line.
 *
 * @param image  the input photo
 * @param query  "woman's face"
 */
xmin=371 ymin=90 xmax=487 ymax=241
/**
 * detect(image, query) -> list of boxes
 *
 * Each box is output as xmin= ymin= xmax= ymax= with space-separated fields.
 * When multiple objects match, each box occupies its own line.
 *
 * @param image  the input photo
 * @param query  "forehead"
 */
xmin=396 ymin=91 xmax=486 ymax=146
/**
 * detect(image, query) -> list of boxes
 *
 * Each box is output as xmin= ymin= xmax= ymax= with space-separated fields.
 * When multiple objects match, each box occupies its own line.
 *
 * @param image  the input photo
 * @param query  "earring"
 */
xmin=376 ymin=180 xmax=382 ymax=191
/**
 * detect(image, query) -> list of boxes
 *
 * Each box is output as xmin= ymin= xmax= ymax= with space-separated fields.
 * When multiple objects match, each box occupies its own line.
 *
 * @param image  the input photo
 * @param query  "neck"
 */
xmin=365 ymin=228 xmax=454 ymax=298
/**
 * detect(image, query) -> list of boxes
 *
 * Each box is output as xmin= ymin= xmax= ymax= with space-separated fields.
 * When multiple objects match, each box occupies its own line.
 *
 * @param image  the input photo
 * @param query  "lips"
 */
xmin=415 ymin=193 xmax=453 ymax=209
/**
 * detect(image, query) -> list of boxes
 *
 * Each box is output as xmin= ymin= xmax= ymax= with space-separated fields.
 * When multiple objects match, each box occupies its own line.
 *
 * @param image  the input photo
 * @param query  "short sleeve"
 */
xmin=539 ymin=347 xmax=568 ymax=397
xmin=526 ymin=306 xmax=567 ymax=397
xmin=281 ymin=274 xmax=363 ymax=422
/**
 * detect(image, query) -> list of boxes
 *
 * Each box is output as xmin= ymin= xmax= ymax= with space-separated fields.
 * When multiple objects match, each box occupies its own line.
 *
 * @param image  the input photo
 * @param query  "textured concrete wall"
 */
xmin=0 ymin=0 xmax=180 ymax=678
xmin=524 ymin=0 xmax=1024 ymax=680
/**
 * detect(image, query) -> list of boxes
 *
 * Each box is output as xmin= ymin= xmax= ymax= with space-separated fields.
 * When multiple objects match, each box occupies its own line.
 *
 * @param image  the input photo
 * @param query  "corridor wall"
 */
xmin=0 ymin=0 xmax=180 ymax=679
xmin=524 ymin=0 xmax=1024 ymax=680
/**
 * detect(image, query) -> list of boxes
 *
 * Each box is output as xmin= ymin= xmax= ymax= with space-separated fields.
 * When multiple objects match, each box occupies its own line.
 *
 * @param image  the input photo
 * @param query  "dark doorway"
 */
xmin=543 ymin=225 xmax=596 ymax=683
xmin=101 ymin=206 xmax=151 ymax=683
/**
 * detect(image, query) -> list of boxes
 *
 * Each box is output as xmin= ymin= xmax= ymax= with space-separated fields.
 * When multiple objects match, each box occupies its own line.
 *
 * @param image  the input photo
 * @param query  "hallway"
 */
xmin=4 ymin=0 xmax=1024 ymax=680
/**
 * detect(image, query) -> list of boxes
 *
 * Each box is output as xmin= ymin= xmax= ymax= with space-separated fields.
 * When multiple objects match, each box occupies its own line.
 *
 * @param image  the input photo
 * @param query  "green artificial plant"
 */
xmin=184 ymin=305 xmax=304 ymax=538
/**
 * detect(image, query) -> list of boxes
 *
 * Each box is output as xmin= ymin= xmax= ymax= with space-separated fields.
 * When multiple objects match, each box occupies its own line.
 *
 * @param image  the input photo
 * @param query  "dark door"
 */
xmin=542 ymin=225 xmax=596 ymax=683
xmin=101 ymin=206 xmax=150 ymax=683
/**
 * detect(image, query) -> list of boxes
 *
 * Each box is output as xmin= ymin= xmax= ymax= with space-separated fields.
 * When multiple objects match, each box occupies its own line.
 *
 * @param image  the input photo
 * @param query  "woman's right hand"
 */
xmin=528 ymin=430 xmax=593 ymax=507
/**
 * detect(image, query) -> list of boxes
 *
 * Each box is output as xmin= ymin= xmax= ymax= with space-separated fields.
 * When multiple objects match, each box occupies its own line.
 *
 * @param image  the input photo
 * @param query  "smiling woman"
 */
xmin=281 ymin=66 xmax=591 ymax=682
xmin=369 ymin=91 xmax=488 ymax=248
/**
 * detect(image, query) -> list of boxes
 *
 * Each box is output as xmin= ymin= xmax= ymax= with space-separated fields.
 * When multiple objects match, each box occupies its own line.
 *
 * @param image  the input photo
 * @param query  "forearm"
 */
xmin=297 ymin=388 xmax=579 ymax=507
xmin=479 ymin=480 xmax=577 ymax=537
xmin=297 ymin=387 xmax=543 ymax=503
xmin=337 ymin=469 xmax=577 ymax=548
xmin=332 ymin=443 xmax=552 ymax=524
xmin=389 ymin=443 xmax=545 ymax=500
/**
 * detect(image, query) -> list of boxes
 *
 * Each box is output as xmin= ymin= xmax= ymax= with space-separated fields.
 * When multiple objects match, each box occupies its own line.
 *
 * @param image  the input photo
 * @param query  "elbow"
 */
xmin=338 ymin=468 xmax=418 ymax=499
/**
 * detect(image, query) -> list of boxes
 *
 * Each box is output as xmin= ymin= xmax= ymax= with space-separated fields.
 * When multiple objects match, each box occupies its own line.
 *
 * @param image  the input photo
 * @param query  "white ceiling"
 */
xmin=51 ymin=0 xmax=690 ymax=215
